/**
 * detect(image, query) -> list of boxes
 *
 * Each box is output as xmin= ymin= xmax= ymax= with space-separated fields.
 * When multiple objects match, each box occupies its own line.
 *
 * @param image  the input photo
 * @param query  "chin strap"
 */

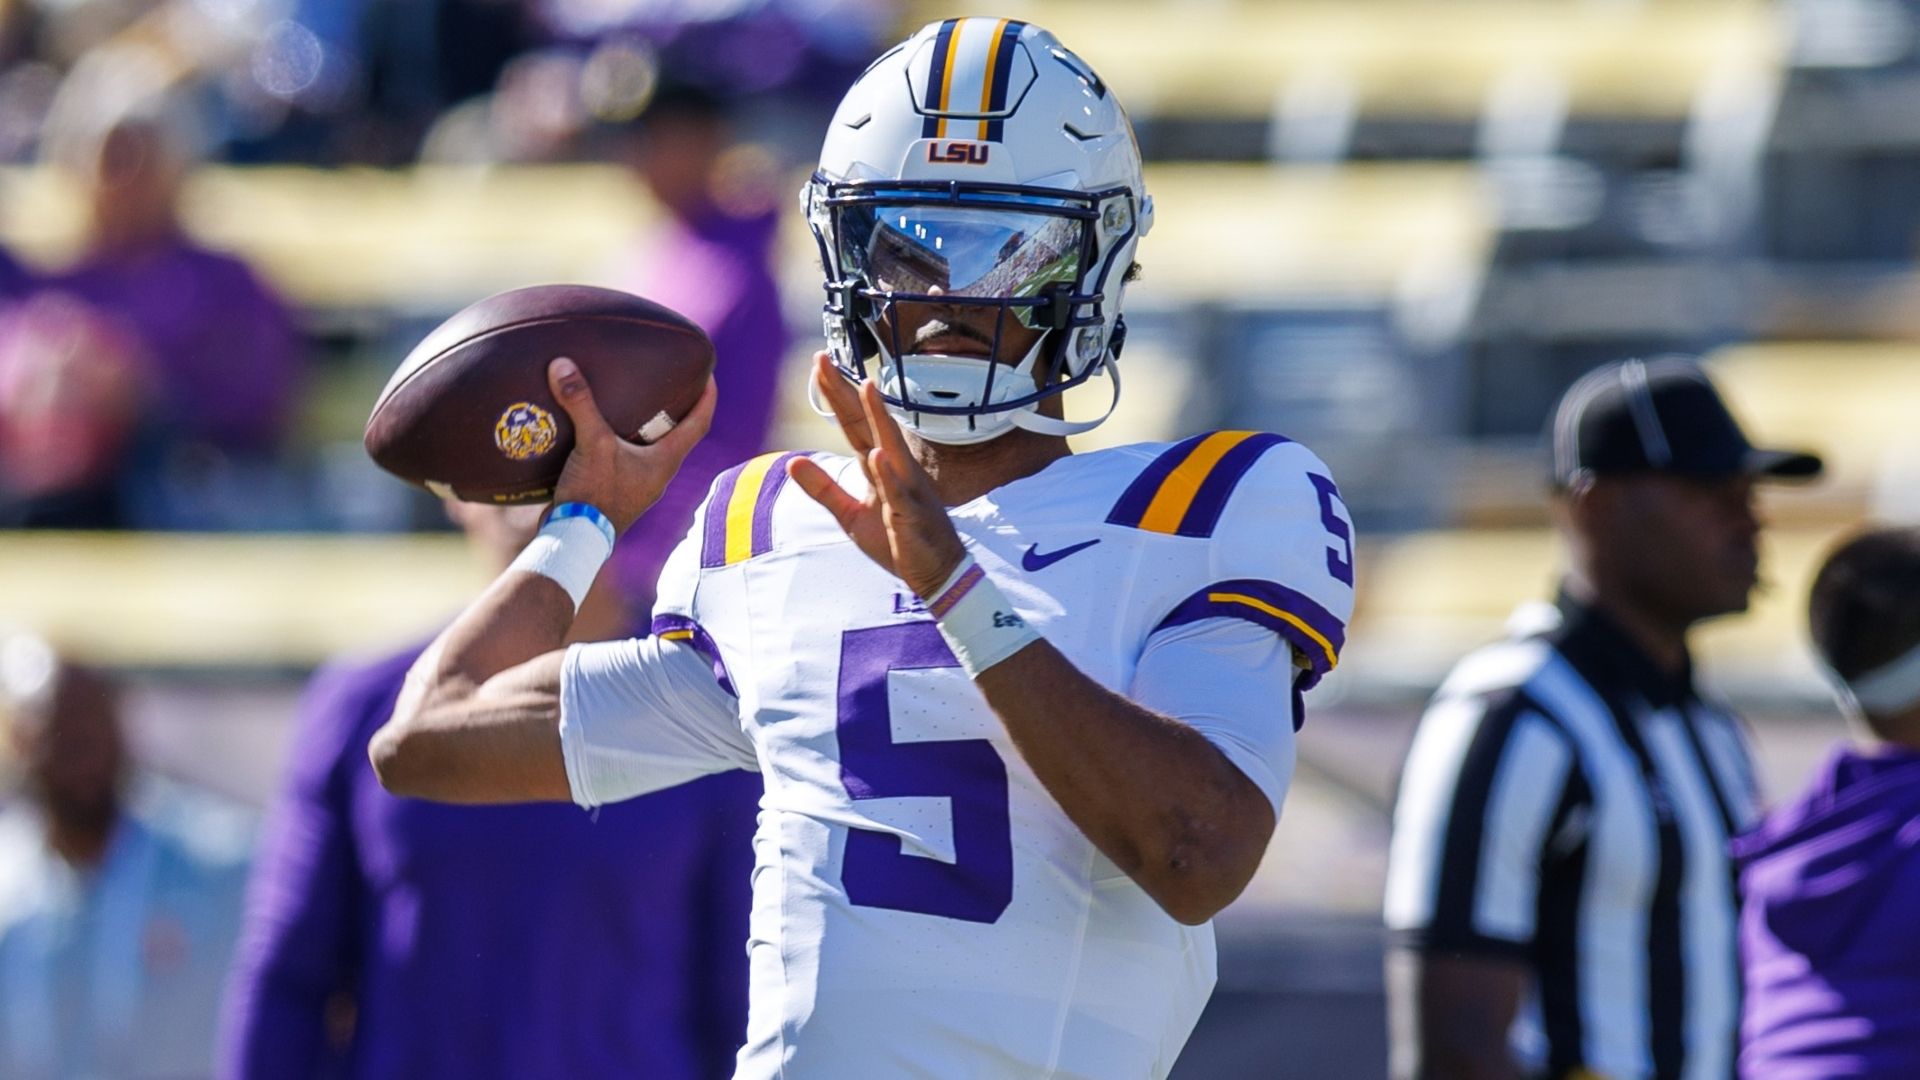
xmin=806 ymin=368 xmax=838 ymax=422
xmin=812 ymin=347 xmax=1123 ymax=446
xmin=1009 ymin=360 xmax=1121 ymax=437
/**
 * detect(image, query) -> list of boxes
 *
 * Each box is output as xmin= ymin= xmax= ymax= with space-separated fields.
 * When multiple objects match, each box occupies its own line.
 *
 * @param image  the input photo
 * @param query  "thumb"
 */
xmin=547 ymin=357 xmax=613 ymax=447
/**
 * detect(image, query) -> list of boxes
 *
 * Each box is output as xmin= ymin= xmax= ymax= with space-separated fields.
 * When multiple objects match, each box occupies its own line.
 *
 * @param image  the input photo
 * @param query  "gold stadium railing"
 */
xmin=0 ymin=162 xmax=1494 ymax=310
xmin=0 ymin=521 xmax=1850 ymax=698
xmin=901 ymin=0 xmax=1782 ymax=122
xmin=1 ymin=531 xmax=487 ymax=668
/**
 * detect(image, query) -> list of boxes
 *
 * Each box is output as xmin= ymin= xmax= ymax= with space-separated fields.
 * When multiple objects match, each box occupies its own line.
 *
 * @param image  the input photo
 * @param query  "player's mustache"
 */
xmin=912 ymin=317 xmax=996 ymax=349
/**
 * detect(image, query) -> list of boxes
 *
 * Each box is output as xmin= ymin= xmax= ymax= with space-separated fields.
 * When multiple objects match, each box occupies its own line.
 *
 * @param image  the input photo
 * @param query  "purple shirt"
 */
xmin=55 ymin=237 xmax=302 ymax=454
xmin=218 ymin=642 xmax=758 ymax=1080
xmin=0 ymin=247 xmax=32 ymax=300
xmin=1732 ymin=744 xmax=1920 ymax=1079
xmin=609 ymin=204 xmax=787 ymax=608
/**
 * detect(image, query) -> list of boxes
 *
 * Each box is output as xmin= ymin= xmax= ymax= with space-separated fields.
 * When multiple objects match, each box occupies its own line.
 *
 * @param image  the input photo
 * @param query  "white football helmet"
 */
xmin=804 ymin=18 xmax=1153 ymax=445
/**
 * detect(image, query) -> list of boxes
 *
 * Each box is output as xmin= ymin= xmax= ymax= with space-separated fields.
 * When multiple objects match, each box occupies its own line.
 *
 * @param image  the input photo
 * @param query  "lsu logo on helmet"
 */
xmin=926 ymin=141 xmax=990 ymax=165
xmin=494 ymin=402 xmax=558 ymax=461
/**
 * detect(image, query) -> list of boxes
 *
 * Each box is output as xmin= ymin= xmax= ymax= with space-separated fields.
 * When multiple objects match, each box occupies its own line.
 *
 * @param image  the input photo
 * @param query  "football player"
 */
xmin=372 ymin=18 xmax=1356 ymax=1078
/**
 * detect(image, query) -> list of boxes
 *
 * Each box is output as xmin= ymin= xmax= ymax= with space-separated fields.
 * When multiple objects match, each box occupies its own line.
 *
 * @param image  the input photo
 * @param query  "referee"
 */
xmin=1383 ymin=358 xmax=1822 ymax=1080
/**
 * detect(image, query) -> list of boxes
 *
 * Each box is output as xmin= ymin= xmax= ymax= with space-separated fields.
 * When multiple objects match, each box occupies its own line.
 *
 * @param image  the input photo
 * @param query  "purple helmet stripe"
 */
xmin=920 ymin=19 xmax=959 ymax=139
xmin=983 ymin=20 xmax=1027 ymax=141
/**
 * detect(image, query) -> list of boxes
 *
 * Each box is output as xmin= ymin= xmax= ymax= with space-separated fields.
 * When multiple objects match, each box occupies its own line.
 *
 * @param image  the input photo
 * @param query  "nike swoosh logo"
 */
xmin=1021 ymin=539 xmax=1100 ymax=572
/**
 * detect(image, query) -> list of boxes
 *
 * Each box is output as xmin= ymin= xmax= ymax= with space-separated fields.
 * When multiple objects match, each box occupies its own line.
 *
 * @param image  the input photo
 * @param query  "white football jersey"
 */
xmin=558 ymin=431 xmax=1356 ymax=1079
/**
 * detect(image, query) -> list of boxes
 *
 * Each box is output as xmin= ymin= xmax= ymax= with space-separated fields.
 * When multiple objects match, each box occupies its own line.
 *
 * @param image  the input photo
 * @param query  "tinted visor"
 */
xmin=837 ymin=200 xmax=1086 ymax=329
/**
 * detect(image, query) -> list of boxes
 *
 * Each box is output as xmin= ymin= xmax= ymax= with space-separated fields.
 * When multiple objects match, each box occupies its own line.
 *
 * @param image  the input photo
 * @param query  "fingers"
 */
xmin=814 ymin=353 xmax=875 ymax=457
xmin=788 ymin=455 xmax=867 ymax=531
xmin=652 ymin=376 xmax=717 ymax=456
xmin=857 ymin=383 xmax=940 ymax=516
xmin=859 ymin=379 xmax=911 ymax=456
xmin=859 ymin=381 xmax=920 ymax=487
xmin=548 ymin=358 xmax=615 ymax=448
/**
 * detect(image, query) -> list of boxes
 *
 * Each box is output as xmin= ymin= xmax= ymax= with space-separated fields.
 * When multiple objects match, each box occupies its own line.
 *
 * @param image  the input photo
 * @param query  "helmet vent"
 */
xmin=845 ymin=113 xmax=872 ymax=130
xmin=1063 ymin=123 xmax=1097 ymax=142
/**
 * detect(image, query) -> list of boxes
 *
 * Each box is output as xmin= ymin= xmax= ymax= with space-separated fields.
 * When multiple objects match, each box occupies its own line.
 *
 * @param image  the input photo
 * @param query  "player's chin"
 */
xmin=1705 ymin=571 xmax=1759 ymax=618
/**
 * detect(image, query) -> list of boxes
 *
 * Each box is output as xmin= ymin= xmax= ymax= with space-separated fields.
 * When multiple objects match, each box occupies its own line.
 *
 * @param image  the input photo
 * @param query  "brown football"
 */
xmin=364 ymin=285 xmax=713 ymax=505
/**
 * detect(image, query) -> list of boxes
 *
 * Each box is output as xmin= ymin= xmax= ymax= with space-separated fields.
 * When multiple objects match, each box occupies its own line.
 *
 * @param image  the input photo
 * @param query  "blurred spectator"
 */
xmin=328 ymin=0 xmax=538 ymax=163
xmin=1383 ymin=358 xmax=1822 ymax=1080
xmin=28 ymin=83 xmax=310 ymax=527
xmin=0 ymin=244 xmax=31 ymax=298
xmin=218 ymin=500 xmax=758 ymax=1080
xmin=1734 ymin=525 xmax=1920 ymax=1078
xmin=49 ymin=106 xmax=303 ymax=455
xmin=0 ymin=291 xmax=151 ymax=527
xmin=0 ymin=632 xmax=251 ymax=1079
xmin=532 ymin=0 xmax=892 ymax=110
xmin=604 ymin=83 xmax=788 ymax=613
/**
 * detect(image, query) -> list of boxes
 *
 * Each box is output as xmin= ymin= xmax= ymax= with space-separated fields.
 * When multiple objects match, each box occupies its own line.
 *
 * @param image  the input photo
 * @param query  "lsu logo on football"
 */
xmin=494 ymin=401 xmax=558 ymax=461
xmin=926 ymin=141 xmax=990 ymax=165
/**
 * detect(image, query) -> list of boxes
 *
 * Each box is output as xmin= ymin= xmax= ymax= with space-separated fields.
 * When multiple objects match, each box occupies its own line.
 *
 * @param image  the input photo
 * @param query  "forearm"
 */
xmin=415 ymin=569 xmax=574 ymax=696
xmin=974 ymin=641 xmax=1275 ymax=924
xmin=371 ymin=362 xmax=716 ymax=803
xmin=369 ymin=571 xmax=575 ymax=802
xmin=1415 ymin=1050 xmax=1524 ymax=1080
xmin=1387 ymin=950 xmax=1527 ymax=1080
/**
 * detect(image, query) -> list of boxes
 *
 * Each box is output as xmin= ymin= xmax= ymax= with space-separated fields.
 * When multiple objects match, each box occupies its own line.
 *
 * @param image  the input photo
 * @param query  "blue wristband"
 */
xmin=549 ymin=502 xmax=616 ymax=548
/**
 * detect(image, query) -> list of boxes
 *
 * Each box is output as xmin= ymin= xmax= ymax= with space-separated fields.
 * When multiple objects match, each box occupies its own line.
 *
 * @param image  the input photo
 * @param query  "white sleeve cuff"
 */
xmin=1130 ymin=616 xmax=1301 ymax=816
xmin=557 ymin=635 xmax=756 ymax=810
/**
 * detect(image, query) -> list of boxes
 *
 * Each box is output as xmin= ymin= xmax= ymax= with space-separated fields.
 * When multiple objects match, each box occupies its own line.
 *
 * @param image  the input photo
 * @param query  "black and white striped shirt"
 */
xmin=1384 ymin=593 xmax=1761 ymax=1080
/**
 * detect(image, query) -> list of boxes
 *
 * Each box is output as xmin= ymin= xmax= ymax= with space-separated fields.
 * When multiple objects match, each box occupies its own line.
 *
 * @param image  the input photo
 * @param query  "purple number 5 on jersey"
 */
xmin=836 ymin=623 xmax=1014 ymax=924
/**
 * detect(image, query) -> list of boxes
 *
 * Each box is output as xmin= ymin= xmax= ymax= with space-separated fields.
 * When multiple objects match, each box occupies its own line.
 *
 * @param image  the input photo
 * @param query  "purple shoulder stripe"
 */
xmin=748 ymin=452 xmax=802 ymax=559
xmin=1106 ymin=433 xmax=1209 ymax=528
xmin=700 ymin=452 xmax=806 ymax=569
xmin=651 ymin=614 xmax=737 ymax=697
xmin=1174 ymin=432 xmax=1291 ymax=538
xmin=1153 ymin=578 xmax=1345 ymax=690
xmin=700 ymin=465 xmax=748 ymax=569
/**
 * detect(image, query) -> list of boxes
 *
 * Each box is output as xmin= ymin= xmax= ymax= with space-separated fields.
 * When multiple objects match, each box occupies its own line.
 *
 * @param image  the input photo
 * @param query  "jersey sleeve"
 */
xmin=649 ymin=466 xmax=717 ymax=624
xmin=557 ymin=453 xmax=805 ymax=808
xmin=1129 ymin=615 xmax=1298 ymax=815
xmin=1382 ymin=689 xmax=1581 ymax=956
xmin=1139 ymin=437 xmax=1356 ymax=693
xmin=558 ymin=635 xmax=758 ymax=809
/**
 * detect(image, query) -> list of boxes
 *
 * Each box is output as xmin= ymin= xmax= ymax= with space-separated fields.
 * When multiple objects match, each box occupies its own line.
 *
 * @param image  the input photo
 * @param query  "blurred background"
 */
xmin=0 ymin=0 xmax=1912 ymax=1075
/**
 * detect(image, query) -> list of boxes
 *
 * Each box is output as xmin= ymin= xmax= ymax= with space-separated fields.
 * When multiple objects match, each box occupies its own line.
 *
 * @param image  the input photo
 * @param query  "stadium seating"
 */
xmin=902 ymin=0 xmax=1781 ymax=124
xmin=0 ymin=531 xmax=485 ymax=667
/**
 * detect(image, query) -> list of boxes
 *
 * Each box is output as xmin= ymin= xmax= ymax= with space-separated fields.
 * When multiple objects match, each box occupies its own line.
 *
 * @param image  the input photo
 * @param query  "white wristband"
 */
xmin=927 ymin=556 xmax=1039 ymax=678
xmin=508 ymin=502 xmax=615 ymax=610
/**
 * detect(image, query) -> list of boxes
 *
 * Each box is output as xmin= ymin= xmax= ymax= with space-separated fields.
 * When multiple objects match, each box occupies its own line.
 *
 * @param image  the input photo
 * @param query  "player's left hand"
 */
xmin=789 ymin=352 xmax=968 ymax=599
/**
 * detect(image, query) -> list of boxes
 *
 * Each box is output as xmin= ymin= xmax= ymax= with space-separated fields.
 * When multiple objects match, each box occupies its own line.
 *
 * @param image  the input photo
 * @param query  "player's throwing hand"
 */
xmin=547 ymin=357 xmax=717 ymax=533
xmin=788 ymin=352 xmax=968 ymax=599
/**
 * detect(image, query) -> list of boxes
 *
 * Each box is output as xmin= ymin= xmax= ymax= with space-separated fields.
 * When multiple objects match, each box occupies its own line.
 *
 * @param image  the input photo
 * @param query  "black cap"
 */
xmin=1548 ymin=357 xmax=1823 ymax=488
